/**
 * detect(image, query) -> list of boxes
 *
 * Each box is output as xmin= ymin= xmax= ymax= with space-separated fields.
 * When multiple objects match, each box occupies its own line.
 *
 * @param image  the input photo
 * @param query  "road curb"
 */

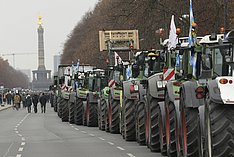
xmin=0 ymin=105 xmax=13 ymax=111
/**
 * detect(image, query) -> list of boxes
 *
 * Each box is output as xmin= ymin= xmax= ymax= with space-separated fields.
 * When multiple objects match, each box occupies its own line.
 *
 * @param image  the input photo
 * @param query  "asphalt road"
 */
xmin=0 ymin=105 xmax=164 ymax=157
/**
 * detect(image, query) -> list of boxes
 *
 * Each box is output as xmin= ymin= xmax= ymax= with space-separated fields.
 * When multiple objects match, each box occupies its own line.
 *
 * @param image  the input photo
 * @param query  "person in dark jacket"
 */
xmin=39 ymin=93 xmax=47 ymax=113
xmin=32 ymin=93 xmax=39 ymax=113
xmin=25 ymin=94 xmax=32 ymax=113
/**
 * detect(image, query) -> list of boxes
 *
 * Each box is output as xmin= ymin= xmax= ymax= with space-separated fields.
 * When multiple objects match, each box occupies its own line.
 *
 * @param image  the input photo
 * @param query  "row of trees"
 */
xmin=0 ymin=57 xmax=29 ymax=88
xmin=61 ymin=0 xmax=234 ymax=68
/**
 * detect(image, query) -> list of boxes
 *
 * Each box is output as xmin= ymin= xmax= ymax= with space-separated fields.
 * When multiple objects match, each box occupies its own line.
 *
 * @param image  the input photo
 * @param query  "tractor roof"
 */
xmin=199 ymin=34 xmax=227 ymax=44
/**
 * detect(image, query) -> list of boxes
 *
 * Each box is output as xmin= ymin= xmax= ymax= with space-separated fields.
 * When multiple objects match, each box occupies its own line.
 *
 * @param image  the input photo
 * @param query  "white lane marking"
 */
xmin=21 ymin=142 xmax=25 ymax=146
xmin=81 ymin=131 xmax=87 ymax=134
xmin=127 ymin=153 xmax=135 ymax=157
xmin=98 ymin=137 xmax=105 ymax=141
xmin=69 ymin=124 xmax=72 ymax=126
xmin=18 ymin=134 xmax=22 ymax=137
xmin=16 ymin=154 xmax=22 ymax=157
xmin=75 ymin=128 xmax=79 ymax=131
xmin=21 ymin=137 xmax=25 ymax=141
xmin=117 ymin=146 xmax=125 ymax=151
xmin=108 ymin=142 xmax=114 ymax=145
xmin=71 ymin=126 xmax=74 ymax=128
xmin=3 ymin=142 xmax=13 ymax=157
xmin=89 ymin=134 xmax=95 ymax=136
xmin=18 ymin=147 xmax=24 ymax=152
xmin=14 ymin=128 xmax=17 ymax=131
xmin=15 ymin=131 xmax=19 ymax=134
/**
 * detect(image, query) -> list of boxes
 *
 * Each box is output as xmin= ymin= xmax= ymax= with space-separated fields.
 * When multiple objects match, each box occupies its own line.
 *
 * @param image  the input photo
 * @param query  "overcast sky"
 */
xmin=0 ymin=0 xmax=98 ymax=73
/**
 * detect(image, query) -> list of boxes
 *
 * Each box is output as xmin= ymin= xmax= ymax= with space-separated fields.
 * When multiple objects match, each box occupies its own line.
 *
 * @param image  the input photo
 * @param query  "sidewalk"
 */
xmin=0 ymin=104 xmax=13 ymax=111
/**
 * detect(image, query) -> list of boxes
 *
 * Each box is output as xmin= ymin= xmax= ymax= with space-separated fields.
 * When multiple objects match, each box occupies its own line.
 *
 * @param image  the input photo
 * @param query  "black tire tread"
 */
xmin=109 ymin=98 xmax=120 ymax=134
xmin=74 ymin=98 xmax=83 ymax=125
xmin=209 ymin=102 xmax=234 ymax=157
xmin=124 ymin=99 xmax=136 ymax=141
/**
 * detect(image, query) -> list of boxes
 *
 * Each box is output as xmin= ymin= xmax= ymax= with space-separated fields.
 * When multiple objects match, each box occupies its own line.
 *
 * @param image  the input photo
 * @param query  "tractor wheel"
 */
xmin=53 ymin=96 xmax=57 ymax=112
xmin=74 ymin=98 xmax=83 ymax=125
xmin=205 ymin=102 xmax=234 ymax=157
xmin=105 ymin=106 xmax=110 ymax=132
xmin=57 ymin=97 xmax=63 ymax=118
xmin=180 ymin=107 xmax=201 ymax=157
xmin=82 ymin=105 xmax=87 ymax=126
xmin=99 ymin=98 xmax=106 ymax=130
xmin=165 ymin=91 xmax=177 ymax=156
xmin=124 ymin=99 xmax=136 ymax=141
xmin=61 ymin=99 xmax=69 ymax=122
xmin=109 ymin=98 xmax=120 ymax=134
xmin=68 ymin=101 xmax=75 ymax=124
xmin=179 ymin=91 xmax=202 ymax=157
xmin=87 ymin=103 xmax=98 ymax=127
xmin=159 ymin=107 xmax=167 ymax=156
xmin=148 ymin=98 xmax=160 ymax=152
xmin=136 ymin=101 xmax=146 ymax=145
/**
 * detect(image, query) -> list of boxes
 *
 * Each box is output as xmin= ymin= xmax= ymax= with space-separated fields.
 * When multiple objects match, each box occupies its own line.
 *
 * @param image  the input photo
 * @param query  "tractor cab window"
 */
xmin=205 ymin=44 xmax=233 ymax=76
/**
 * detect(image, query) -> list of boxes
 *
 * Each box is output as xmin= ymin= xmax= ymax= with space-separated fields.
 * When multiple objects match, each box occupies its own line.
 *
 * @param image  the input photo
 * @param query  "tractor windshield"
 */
xmin=205 ymin=44 xmax=233 ymax=76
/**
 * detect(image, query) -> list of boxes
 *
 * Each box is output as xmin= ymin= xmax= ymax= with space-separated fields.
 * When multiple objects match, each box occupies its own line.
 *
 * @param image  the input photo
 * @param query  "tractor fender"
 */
xmin=148 ymin=74 xmax=159 ymax=98
xmin=123 ymin=79 xmax=139 ymax=100
xmin=158 ymin=101 xmax=166 ymax=130
xmin=198 ymin=105 xmax=205 ymax=147
xmin=181 ymin=81 xmax=205 ymax=108
xmin=69 ymin=92 xmax=76 ymax=103
xmin=165 ymin=81 xmax=175 ymax=102
xmin=174 ymin=99 xmax=180 ymax=123
xmin=206 ymin=80 xmax=223 ymax=104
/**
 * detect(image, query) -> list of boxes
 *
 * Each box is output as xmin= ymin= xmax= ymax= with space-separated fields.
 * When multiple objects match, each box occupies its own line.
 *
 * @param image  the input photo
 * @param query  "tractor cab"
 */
xmin=200 ymin=34 xmax=233 ymax=78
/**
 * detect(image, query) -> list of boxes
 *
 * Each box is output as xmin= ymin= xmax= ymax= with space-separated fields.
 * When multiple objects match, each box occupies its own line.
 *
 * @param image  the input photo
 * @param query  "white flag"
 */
xmin=114 ymin=52 xmax=122 ymax=66
xmin=168 ymin=15 xmax=177 ymax=50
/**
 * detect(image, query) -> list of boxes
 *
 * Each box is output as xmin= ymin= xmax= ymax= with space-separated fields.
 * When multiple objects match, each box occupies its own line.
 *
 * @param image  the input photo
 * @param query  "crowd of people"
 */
xmin=0 ymin=90 xmax=53 ymax=113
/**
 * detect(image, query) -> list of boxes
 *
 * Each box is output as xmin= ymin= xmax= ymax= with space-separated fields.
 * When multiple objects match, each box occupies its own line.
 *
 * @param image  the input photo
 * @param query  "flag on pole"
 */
xmin=168 ymin=15 xmax=177 ymax=50
xmin=188 ymin=0 xmax=195 ymax=47
xmin=76 ymin=59 xmax=80 ymax=71
xmin=188 ymin=0 xmax=198 ymax=78
xmin=114 ymin=52 xmax=122 ymax=66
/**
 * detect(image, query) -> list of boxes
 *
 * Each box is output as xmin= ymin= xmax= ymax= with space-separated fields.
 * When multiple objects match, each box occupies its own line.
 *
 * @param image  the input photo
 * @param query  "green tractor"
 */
xmin=52 ymin=73 xmax=59 ymax=112
xmin=121 ymin=50 xmax=165 ymax=144
xmin=82 ymin=69 xmax=107 ymax=127
xmin=98 ymin=30 xmax=140 ymax=134
xmin=57 ymin=64 xmax=73 ymax=122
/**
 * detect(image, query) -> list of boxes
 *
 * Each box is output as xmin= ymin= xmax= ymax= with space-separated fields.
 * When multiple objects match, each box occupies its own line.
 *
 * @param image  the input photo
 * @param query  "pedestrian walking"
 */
xmin=26 ymin=94 xmax=32 ymax=113
xmin=13 ymin=93 xmax=21 ymax=110
xmin=6 ymin=92 xmax=12 ymax=105
xmin=39 ymin=93 xmax=47 ymax=113
xmin=21 ymin=93 xmax=26 ymax=108
xmin=32 ymin=93 xmax=39 ymax=113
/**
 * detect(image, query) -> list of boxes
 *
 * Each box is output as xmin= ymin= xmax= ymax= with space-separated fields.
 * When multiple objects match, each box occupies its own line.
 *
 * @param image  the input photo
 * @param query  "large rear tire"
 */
xmin=87 ymin=103 xmax=98 ymax=127
xmin=148 ymin=98 xmax=160 ymax=152
xmin=124 ymin=99 xmax=136 ymax=141
xmin=61 ymin=99 xmax=69 ymax=122
xmin=136 ymin=101 xmax=146 ymax=145
xmin=57 ymin=97 xmax=63 ymax=118
xmin=105 ymin=106 xmax=110 ymax=132
xmin=165 ymin=91 xmax=177 ymax=157
xmin=68 ymin=101 xmax=75 ymax=124
xmin=205 ymin=102 xmax=234 ymax=157
xmin=82 ymin=105 xmax=87 ymax=126
xmin=99 ymin=98 xmax=106 ymax=130
xmin=53 ymin=95 xmax=57 ymax=112
xmin=109 ymin=98 xmax=120 ymax=134
xmin=74 ymin=98 xmax=83 ymax=125
xmin=159 ymin=107 xmax=167 ymax=156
